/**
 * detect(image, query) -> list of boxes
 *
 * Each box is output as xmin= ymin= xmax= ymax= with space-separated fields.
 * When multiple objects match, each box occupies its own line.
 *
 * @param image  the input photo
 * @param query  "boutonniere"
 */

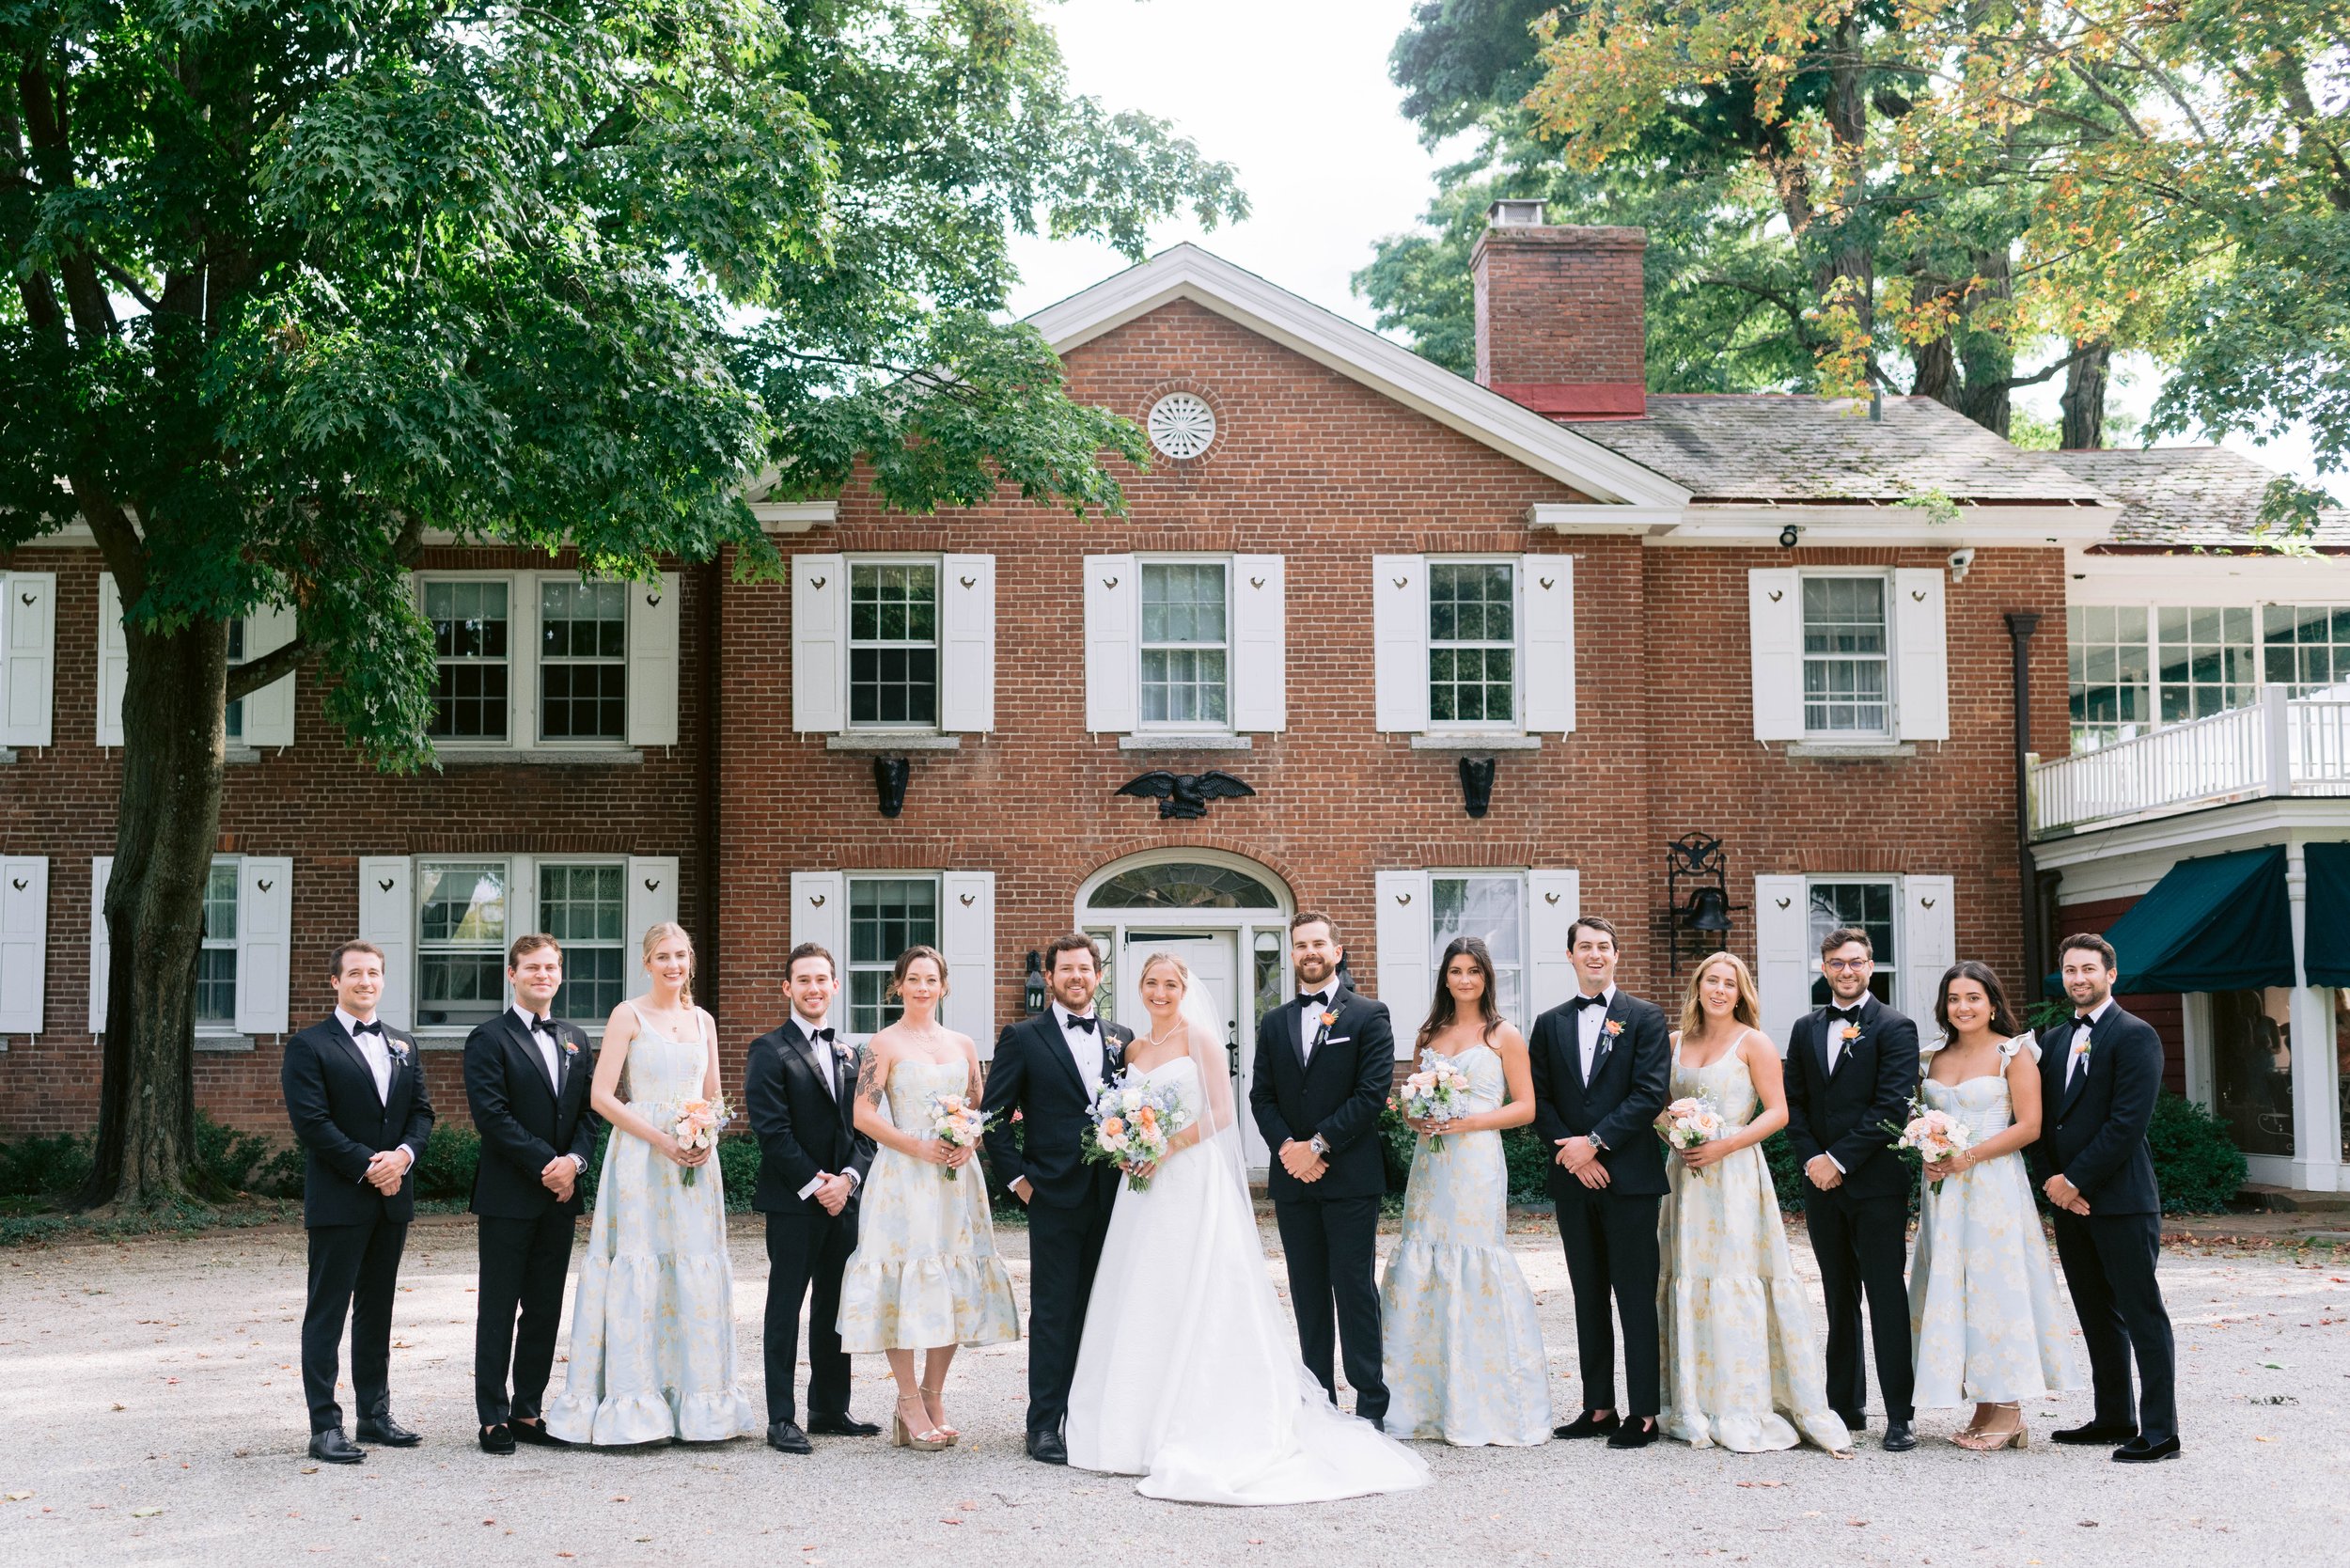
xmin=1319 ymin=1010 xmax=1338 ymax=1029
xmin=562 ymin=1038 xmax=580 ymax=1056
xmin=386 ymin=1038 xmax=410 ymax=1063
xmin=1840 ymin=1023 xmax=1861 ymax=1044
xmin=1604 ymin=1018 xmax=1624 ymax=1038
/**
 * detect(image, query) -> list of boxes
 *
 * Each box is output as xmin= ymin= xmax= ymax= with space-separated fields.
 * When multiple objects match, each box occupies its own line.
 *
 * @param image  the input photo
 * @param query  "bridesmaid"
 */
xmin=1379 ymin=938 xmax=1552 ymax=1445
xmin=544 ymin=922 xmax=760 ymax=1444
xmin=836 ymin=947 xmax=1020 ymax=1450
xmin=1657 ymin=952 xmax=1852 ymax=1454
xmin=1909 ymin=961 xmax=2081 ymax=1450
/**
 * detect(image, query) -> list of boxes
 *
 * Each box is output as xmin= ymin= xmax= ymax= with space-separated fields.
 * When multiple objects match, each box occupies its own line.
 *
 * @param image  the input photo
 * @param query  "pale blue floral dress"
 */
xmin=543 ymin=1013 xmax=760 ymax=1445
xmin=836 ymin=1057 xmax=1021 ymax=1352
xmin=1909 ymin=1036 xmax=2083 ymax=1405
xmin=1657 ymin=1037 xmax=1851 ymax=1453
xmin=1379 ymin=1043 xmax=1552 ymax=1445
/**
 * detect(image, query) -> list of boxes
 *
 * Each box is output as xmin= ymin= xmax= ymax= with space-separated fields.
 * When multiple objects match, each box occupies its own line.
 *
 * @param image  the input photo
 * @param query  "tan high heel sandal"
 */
xmin=1953 ymin=1405 xmax=2029 ymax=1451
xmin=919 ymin=1384 xmax=960 ymax=1444
xmin=892 ymin=1393 xmax=948 ymax=1451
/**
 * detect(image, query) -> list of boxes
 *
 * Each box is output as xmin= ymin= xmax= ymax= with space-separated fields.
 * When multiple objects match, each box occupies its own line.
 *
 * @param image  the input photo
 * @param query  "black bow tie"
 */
xmin=1572 ymin=993 xmax=1610 ymax=1012
xmin=1305 ymin=993 xmax=1335 ymax=1012
xmin=1830 ymin=1005 xmax=1862 ymax=1023
xmin=804 ymin=1025 xmax=836 ymax=1044
xmin=2073 ymin=1013 xmax=2096 ymax=1031
xmin=525 ymin=1013 xmax=551 ymax=1033
xmin=351 ymin=1019 xmax=384 ymax=1037
xmin=1064 ymin=1014 xmax=1098 ymax=1034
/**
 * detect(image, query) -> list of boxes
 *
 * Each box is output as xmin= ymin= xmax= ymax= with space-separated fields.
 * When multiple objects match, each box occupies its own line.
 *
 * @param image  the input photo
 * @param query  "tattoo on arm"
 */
xmin=965 ymin=1057 xmax=982 ymax=1104
xmin=854 ymin=1048 xmax=884 ymax=1109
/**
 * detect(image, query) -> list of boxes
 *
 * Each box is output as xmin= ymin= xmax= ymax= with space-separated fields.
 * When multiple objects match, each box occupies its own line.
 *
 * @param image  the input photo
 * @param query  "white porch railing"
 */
xmin=2032 ymin=690 xmax=2350 ymax=835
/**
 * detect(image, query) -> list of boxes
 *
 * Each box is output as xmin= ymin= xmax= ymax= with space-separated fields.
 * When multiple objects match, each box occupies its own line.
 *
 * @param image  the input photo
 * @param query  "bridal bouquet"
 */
xmin=1884 ymin=1099 xmax=1974 ymax=1188
xmin=1655 ymin=1094 xmax=1727 ymax=1171
xmin=1396 ymin=1051 xmax=1473 ymax=1150
xmin=925 ymin=1092 xmax=995 ymax=1183
xmin=671 ymin=1094 xmax=734 ymax=1187
xmin=1083 ymin=1071 xmax=1195 ymax=1193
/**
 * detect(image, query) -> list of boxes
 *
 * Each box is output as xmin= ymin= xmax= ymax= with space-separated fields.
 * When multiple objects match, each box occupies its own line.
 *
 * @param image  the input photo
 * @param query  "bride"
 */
xmin=1065 ymin=951 xmax=1429 ymax=1505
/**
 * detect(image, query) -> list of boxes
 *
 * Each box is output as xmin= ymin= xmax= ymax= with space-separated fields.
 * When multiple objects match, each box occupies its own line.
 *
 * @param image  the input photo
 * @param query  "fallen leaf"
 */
xmin=132 ymin=1507 xmax=162 ymax=1518
xmin=5 ymin=1493 xmax=31 ymax=1502
xmin=940 ymin=1518 xmax=963 ymax=1527
xmin=1847 ymin=1519 xmax=1869 ymax=1528
xmin=299 ymin=1466 xmax=319 ymax=1475
xmin=2079 ymin=1521 xmax=2099 ymax=1528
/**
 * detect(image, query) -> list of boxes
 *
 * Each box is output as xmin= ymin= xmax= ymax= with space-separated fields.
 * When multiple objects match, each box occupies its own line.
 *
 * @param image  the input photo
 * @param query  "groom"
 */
xmin=982 ymin=933 xmax=1133 ymax=1464
xmin=1250 ymin=911 xmax=1393 ymax=1428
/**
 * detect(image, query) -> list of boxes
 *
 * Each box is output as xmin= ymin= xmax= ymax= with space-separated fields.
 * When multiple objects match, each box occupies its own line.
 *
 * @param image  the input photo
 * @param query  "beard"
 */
xmin=1294 ymin=954 xmax=1335 ymax=988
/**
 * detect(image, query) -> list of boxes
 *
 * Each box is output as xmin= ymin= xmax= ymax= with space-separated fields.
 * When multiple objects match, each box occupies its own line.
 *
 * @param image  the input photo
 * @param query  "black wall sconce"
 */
xmin=874 ymin=757 xmax=911 ymax=818
xmin=1023 ymin=949 xmax=1047 ymax=1015
xmin=1666 ymin=832 xmax=1743 ymax=975
xmin=1458 ymin=756 xmax=1496 ymax=819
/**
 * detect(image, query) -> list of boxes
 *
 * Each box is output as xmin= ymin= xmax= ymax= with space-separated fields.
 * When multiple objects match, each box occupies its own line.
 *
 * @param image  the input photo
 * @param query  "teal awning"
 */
xmin=2098 ymin=846 xmax=2295 ymax=994
xmin=2302 ymin=843 xmax=2350 ymax=987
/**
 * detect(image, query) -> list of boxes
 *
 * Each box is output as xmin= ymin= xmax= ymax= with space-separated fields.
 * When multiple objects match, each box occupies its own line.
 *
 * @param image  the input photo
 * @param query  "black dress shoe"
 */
xmin=2112 ymin=1435 xmax=2181 ymax=1464
xmin=478 ymin=1424 xmax=515 ymax=1455
xmin=308 ymin=1429 xmax=366 ymax=1465
xmin=1606 ymin=1417 xmax=1661 ymax=1450
xmin=1880 ymin=1419 xmax=1918 ymax=1451
xmin=767 ymin=1420 xmax=812 ymax=1455
xmin=354 ymin=1416 xmax=420 ymax=1448
xmin=2051 ymin=1421 xmax=2138 ymax=1446
xmin=805 ymin=1412 xmax=881 ymax=1437
xmin=1554 ymin=1410 xmax=1622 ymax=1440
xmin=509 ymin=1419 xmax=569 ymax=1449
xmin=1026 ymin=1429 xmax=1069 ymax=1465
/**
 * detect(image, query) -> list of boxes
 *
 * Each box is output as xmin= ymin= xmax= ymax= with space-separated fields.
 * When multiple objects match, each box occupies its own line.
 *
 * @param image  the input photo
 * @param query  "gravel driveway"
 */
xmin=1 ymin=1215 xmax=2342 ymax=1566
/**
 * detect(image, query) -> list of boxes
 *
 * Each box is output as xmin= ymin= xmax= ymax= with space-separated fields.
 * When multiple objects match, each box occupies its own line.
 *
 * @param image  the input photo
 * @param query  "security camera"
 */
xmin=1778 ymin=525 xmax=1801 ymax=549
xmin=1947 ymin=547 xmax=1976 ymax=584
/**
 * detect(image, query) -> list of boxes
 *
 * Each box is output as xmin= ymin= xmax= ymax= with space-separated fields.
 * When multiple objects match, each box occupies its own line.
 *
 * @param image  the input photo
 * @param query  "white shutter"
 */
xmin=1893 ymin=567 xmax=1950 ymax=742
xmin=1373 ymin=869 xmax=1432 ymax=1059
xmin=939 ymin=555 xmax=996 ymax=733
xmin=234 ymin=856 xmax=293 ymax=1036
xmin=790 ymin=871 xmax=847 ymax=1033
xmin=939 ymin=870 xmax=996 ymax=1058
xmin=1084 ymin=554 xmax=1138 ymax=733
xmin=0 ymin=855 xmax=47 ymax=1034
xmin=357 ymin=855 xmax=415 ymax=1031
xmin=791 ymin=554 xmax=846 ymax=733
xmin=626 ymin=572 xmax=682 ymax=747
xmin=87 ymin=856 xmax=112 ymax=1032
xmin=1521 ymin=556 xmax=1574 ymax=735
xmin=238 ymin=602 xmax=298 ymax=748
xmin=625 ymin=856 xmax=682 ymax=995
xmin=1526 ymin=869 xmax=1582 ymax=1018
xmin=2 ymin=572 xmax=55 ymax=747
xmin=1901 ymin=875 xmax=1957 ymax=1026
xmin=1372 ymin=556 xmax=1429 ymax=733
xmin=1748 ymin=569 xmax=1803 ymax=742
xmin=96 ymin=572 xmax=128 ymax=747
xmin=1230 ymin=555 xmax=1286 ymax=733
xmin=1754 ymin=874 xmax=1811 ymax=1054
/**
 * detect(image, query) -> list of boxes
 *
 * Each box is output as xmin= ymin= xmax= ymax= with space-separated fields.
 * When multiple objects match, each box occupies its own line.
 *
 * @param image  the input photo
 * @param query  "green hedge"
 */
xmin=2147 ymin=1090 xmax=2249 ymax=1214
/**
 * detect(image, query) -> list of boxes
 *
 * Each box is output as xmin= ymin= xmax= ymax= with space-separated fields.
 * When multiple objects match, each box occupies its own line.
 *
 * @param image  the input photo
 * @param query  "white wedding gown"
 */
xmin=1065 ymin=1048 xmax=1430 ymax=1505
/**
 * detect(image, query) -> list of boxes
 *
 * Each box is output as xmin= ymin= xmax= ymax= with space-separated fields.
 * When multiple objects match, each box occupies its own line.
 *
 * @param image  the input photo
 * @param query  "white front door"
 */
xmin=1116 ymin=930 xmax=1263 ymax=1169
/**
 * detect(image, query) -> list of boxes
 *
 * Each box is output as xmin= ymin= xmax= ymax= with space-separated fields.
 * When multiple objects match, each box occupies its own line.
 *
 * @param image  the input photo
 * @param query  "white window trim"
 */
xmin=839 ymin=870 xmax=946 ymax=1044
xmin=1796 ymin=568 xmax=1898 ymax=742
xmin=415 ymin=571 xmax=663 ymax=754
xmin=1425 ymin=868 xmax=1532 ymax=1020
xmin=1135 ymin=554 xmax=1235 ymax=735
xmin=1424 ymin=556 xmax=1526 ymax=736
xmin=196 ymin=858 xmax=242 ymax=1036
xmin=843 ymin=554 xmax=948 ymax=735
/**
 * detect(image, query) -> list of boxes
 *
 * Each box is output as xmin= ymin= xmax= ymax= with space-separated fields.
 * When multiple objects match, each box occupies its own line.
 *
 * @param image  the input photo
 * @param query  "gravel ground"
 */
xmin=2 ymin=1215 xmax=2343 ymax=1567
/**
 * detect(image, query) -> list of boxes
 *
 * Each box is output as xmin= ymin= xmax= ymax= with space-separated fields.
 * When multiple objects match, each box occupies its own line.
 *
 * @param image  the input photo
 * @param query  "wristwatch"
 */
xmin=1587 ymin=1131 xmax=1609 ymax=1152
xmin=1308 ymin=1134 xmax=1330 ymax=1157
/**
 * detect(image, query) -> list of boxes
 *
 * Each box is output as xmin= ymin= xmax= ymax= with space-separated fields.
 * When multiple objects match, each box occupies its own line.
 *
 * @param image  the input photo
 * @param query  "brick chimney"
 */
xmin=1470 ymin=201 xmax=1647 ymax=417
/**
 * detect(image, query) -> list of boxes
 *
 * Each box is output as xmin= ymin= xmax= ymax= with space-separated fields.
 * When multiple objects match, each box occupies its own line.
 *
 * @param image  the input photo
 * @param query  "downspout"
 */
xmin=699 ymin=556 xmax=725 ymax=1022
xmin=2004 ymin=611 xmax=2042 ymax=994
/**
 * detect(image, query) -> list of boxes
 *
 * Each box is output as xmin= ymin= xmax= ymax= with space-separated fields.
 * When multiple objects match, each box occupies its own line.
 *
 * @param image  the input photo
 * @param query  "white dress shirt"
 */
xmin=1574 ymin=985 xmax=1618 ymax=1080
xmin=337 ymin=1006 xmax=392 ymax=1102
xmin=1297 ymin=981 xmax=1341 ymax=1060
xmin=1056 ymin=1003 xmax=1108 ymax=1094
xmin=2066 ymin=997 xmax=2113 ymax=1088
xmin=791 ymin=1015 xmax=859 ymax=1202
xmin=1823 ymin=998 xmax=1867 ymax=1073
xmin=510 ymin=1001 xmax=562 ymax=1089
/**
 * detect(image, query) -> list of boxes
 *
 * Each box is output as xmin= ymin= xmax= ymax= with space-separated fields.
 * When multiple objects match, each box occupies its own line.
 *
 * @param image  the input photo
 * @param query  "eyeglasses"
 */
xmin=1822 ymin=958 xmax=1872 ymax=973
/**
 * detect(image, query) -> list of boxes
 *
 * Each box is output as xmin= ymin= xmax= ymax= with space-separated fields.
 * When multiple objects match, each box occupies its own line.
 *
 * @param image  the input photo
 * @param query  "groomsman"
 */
xmin=1528 ymin=916 xmax=1669 ymax=1449
xmin=1249 ymin=912 xmax=1393 ymax=1428
xmin=1783 ymin=926 xmax=1920 ymax=1450
xmin=982 ymin=933 xmax=1134 ymax=1464
xmin=281 ymin=940 xmax=434 ymax=1465
xmin=745 ymin=943 xmax=879 ymax=1454
xmin=2036 ymin=933 xmax=2180 ymax=1462
xmin=463 ymin=933 xmax=598 ymax=1454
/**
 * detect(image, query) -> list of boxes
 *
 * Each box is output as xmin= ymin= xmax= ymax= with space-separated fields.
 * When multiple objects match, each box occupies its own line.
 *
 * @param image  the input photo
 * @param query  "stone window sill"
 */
xmin=195 ymin=1033 xmax=257 ymax=1053
xmin=1786 ymin=741 xmax=1918 ymax=760
xmin=435 ymin=746 xmax=645 ymax=767
xmin=1410 ymin=733 xmax=1543 ymax=752
xmin=825 ymin=732 xmax=964 ymax=752
xmin=1118 ymin=733 xmax=1253 ymax=751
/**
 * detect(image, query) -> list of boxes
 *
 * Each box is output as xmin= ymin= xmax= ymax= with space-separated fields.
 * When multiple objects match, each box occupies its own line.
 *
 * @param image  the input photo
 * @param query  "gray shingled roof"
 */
xmin=1570 ymin=394 xmax=2111 ymax=505
xmin=2043 ymin=446 xmax=2350 ymax=548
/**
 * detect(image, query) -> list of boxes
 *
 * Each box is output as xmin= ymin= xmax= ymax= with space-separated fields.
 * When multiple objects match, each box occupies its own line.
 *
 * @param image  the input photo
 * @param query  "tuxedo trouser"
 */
xmin=1273 ymin=1194 xmax=1388 ymax=1422
xmin=1554 ymin=1185 xmax=1662 ymax=1419
xmin=2052 ymin=1208 xmax=2176 ymax=1444
xmin=303 ymin=1215 xmax=408 ymax=1434
xmin=474 ymin=1210 xmax=578 ymax=1427
xmin=1026 ymin=1194 xmax=1114 ymax=1435
xmin=1804 ymin=1186 xmax=1916 ymax=1422
xmin=763 ymin=1207 xmax=859 ymax=1426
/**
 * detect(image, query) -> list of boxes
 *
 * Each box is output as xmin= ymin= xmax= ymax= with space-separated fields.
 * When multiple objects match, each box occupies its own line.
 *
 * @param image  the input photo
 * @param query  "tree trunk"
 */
xmin=1957 ymin=249 xmax=2016 ymax=438
xmin=2060 ymin=340 xmax=2110 ymax=448
xmin=1911 ymin=333 xmax=1958 ymax=408
xmin=74 ymin=615 xmax=230 ymax=1211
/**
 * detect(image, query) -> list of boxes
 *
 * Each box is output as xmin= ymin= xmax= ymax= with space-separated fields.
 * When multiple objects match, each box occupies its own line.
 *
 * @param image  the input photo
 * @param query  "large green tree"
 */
xmin=0 ymin=0 xmax=1243 ymax=1209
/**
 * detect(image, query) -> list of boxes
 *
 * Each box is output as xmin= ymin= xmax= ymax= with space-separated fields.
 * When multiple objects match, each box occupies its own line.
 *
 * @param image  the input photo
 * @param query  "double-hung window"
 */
xmin=1804 ymin=879 xmax=1897 ymax=1008
xmin=1139 ymin=561 xmax=1230 ymax=729
xmin=1428 ymin=561 xmax=1516 ymax=728
xmin=1801 ymin=576 xmax=1890 ymax=736
xmin=415 ymin=572 xmax=676 ymax=751
xmin=538 ymin=862 xmax=629 ymax=1022
xmin=848 ymin=562 xmax=939 ymax=729
xmin=426 ymin=581 xmax=512 ymax=742
xmin=196 ymin=862 xmax=240 ymax=1027
xmin=846 ymin=876 xmax=940 ymax=1037
xmin=1749 ymin=568 xmax=1945 ymax=745
xmin=416 ymin=860 xmax=509 ymax=1028
xmin=1428 ymin=873 xmax=1528 ymax=1024
xmin=539 ymin=582 xmax=628 ymax=741
xmin=224 ymin=619 xmax=247 ymax=743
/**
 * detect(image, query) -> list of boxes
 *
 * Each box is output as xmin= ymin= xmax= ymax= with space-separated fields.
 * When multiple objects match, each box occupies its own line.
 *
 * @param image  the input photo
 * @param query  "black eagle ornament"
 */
xmin=1116 ymin=769 xmax=1257 ymax=820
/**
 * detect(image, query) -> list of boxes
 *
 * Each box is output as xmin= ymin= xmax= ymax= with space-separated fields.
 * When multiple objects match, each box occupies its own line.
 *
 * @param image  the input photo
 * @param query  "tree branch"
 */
xmin=227 ymin=636 xmax=306 ymax=700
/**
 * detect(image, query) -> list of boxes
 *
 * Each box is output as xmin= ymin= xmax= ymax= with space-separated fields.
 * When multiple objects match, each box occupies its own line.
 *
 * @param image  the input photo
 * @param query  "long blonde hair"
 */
xmin=1678 ymin=950 xmax=1762 ymax=1040
xmin=641 ymin=920 xmax=697 ymax=1009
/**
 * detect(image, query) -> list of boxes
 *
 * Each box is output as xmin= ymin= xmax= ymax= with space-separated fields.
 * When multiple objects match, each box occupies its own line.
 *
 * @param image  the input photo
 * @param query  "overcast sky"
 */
xmin=1006 ymin=0 xmax=2341 ymax=499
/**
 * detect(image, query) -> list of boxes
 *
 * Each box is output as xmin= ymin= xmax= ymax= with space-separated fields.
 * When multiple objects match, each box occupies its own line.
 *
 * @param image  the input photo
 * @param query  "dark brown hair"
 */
xmin=1935 ymin=961 xmax=2023 ymax=1041
xmin=508 ymin=933 xmax=561 ymax=967
xmin=1042 ymin=932 xmax=1102 ymax=973
xmin=1820 ymin=925 xmax=1873 ymax=959
xmin=1564 ymin=915 xmax=1618 ymax=949
xmin=2057 ymin=932 xmax=2119 ymax=971
xmin=328 ymin=939 xmax=384 ymax=979
xmin=785 ymin=942 xmax=836 ymax=981
xmin=1418 ymin=936 xmax=1503 ymax=1051
xmin=885 ymin=944 xmax=948 ymax=1002
xmin=1290 ymin=910 xmax=1340 ymax=943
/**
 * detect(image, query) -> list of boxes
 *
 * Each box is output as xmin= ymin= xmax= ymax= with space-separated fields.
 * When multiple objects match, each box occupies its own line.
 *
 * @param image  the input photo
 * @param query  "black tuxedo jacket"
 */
xmin=1528 ymin=989 xmax=1671 ymax=1200
xmin=2033 ymin=1002 xmax=2164 ymax=1215
xmin=282 ymin=1014 xmax=435 ymax=1228
xmin=981 ymin=1011 xmax=1134 ymax=1209
xmin=745 ymin=1019 xmax=877 ymax=1215
xmin=463 ymin=1009 xmax=599 ymax=1220
xmin=1249 ymin=981 xmax=1394 ymax=1202
xmin=1783 ymin=994 xmax=1921 ymax=1200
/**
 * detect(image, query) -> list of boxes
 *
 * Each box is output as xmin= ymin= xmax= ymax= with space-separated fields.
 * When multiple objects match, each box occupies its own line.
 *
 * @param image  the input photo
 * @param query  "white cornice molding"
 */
xmin=18 ymin=501 xmax=841 ymax=551
xmin=1527 ymin=503 xmax=1684 ymax=535
xmin=1025 ymin=244 xmax=1692 ymax=510
xmin=2033 ymin=797 xmax=2350 ymax=884
xmin=1642 ymin=502 xmax=2122 ymax=548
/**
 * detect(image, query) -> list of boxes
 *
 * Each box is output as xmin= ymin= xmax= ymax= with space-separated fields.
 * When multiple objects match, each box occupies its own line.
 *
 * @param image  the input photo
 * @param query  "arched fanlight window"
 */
xmin=1086 ymin=862 xmax=1282 ymax=911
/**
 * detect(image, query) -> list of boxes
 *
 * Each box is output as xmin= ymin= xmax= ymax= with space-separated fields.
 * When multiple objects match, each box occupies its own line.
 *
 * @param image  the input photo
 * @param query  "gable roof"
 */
xmin=2044 ymin=446 xmax=2350 ymax=548
xmin=1022 ymin=243 xmax=1691 ymax=510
